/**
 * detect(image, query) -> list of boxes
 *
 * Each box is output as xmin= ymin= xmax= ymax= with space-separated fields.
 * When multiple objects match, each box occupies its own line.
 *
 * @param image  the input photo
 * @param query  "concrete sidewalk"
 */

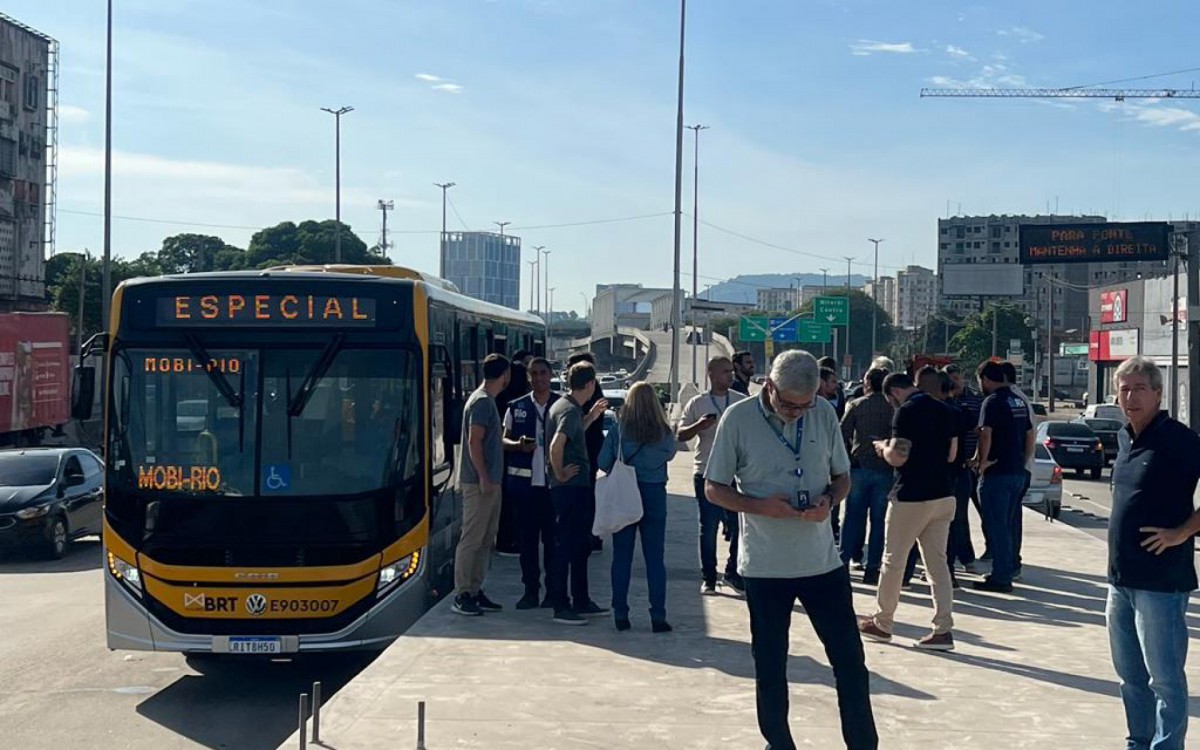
xmin=281 ymin=456 xmax=1200 ymax=749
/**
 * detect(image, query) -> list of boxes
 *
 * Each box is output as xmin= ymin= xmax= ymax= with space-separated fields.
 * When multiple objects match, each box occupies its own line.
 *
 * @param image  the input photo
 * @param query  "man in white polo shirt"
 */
xmin=706 ymin=349 xmax=877 ymax=750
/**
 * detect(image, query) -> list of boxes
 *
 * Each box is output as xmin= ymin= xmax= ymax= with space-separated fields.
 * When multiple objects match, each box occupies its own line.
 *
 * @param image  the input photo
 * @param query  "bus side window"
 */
xmin=430 ymin=361 xmax=448 ymax=468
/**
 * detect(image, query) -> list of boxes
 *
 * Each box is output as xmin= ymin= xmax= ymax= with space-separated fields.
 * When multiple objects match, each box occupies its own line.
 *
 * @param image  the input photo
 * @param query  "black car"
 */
xmin=1036 ymin=421 xmax=1105 ymax=479
xmin=1076 ymin=417 xmax=1123 ymax=464
xmin=0 ymin=448 xmax=105 ymax=559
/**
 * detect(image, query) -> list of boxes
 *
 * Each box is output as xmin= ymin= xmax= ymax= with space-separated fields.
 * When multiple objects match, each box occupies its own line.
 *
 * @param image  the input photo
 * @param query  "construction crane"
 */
xmin=921 ymin=87 xmax=1200 ymax=101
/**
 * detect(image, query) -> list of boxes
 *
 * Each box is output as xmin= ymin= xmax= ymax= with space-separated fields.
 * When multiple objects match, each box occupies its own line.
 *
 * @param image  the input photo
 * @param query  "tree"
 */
xmin=909 ymin=308 xmax=971 ymax=357
xmin=157 ymin=233 xmax=244 ymax=274
xmin=948 ymin=303 xmax=1035 ymax=372
xmin=244 ymin=220 xmax=389 ymax=268
xmin=794 ymin=288 xmax=894 ymax=373
xmin=50 ymin=253 xmax=164 ymax=341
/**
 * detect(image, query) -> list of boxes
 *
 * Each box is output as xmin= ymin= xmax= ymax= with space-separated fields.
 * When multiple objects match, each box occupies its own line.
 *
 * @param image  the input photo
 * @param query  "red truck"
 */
xmin=0 ymin=312 xmax=71 ymax=447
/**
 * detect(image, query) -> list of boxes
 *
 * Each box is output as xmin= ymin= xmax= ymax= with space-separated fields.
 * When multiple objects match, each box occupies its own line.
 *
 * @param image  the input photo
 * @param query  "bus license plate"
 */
xmin=227 ymin=637 xmax=282 ymax=655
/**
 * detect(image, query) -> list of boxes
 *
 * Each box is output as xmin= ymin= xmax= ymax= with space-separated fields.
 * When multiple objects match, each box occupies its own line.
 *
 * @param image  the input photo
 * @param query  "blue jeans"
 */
xmin=840 ymin=468 xmax=892 ymax=572
xmin=977 ymin=472 xmax=1025 ymax=586
xmin=694 ymin=474 xmax=735 ymax=584
xmin=1107 ymin=585 xmax=1191 ymax=750
xmin=612 ymin=482 xmax=668 ymax=622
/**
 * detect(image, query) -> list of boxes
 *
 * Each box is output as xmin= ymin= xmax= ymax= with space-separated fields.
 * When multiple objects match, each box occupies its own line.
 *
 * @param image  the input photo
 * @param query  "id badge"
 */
xmin=794 ymin=489 xmax=811 ymax=510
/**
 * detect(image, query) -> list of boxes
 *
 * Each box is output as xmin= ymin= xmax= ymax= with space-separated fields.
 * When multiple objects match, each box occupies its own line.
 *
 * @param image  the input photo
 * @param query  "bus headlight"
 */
xmin=378 ymin=550 xmax=420 ymax=593
xmin=107 ymin=552 xmax=142 ymax=595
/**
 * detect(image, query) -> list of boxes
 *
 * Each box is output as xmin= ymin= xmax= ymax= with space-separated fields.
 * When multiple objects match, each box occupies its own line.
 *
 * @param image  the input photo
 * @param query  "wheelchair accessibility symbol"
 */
xmin=263 ymin=464 xmax=291 ymax=492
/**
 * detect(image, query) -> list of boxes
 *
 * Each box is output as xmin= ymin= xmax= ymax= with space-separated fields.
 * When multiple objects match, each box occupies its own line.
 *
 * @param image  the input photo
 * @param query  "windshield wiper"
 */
xmin=287 ymin=333 xmax=345 ymax=418
xmin=184 ymin=333 xmax=243 ymax=409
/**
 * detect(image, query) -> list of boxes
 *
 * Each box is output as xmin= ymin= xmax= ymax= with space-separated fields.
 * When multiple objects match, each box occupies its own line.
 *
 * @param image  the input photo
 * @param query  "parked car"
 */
xmin=602 ymin=389 xmax=627 ymax=412
xmin=1075 ymin=418 xmax=1123 ymax=464
xmin=1036 ymin=421 xmax=1105 ymax=479
xmin=1029 ymin=402 xmax=1049 ymax=428
xmin=0 ymin=448 xmax=105 ymax=559
xmin=1023 ymin=443 xmax=1063 ymax=519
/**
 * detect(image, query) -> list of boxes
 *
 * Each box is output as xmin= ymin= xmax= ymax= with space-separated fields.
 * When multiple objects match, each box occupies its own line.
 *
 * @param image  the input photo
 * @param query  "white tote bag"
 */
xmin=593 ymin=425 xmax=644 ymax=535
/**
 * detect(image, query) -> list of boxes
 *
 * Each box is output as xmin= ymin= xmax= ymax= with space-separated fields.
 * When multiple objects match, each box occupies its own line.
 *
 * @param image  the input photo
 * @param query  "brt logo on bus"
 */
xmin=137 ymin=465 xmax=222 ymax=492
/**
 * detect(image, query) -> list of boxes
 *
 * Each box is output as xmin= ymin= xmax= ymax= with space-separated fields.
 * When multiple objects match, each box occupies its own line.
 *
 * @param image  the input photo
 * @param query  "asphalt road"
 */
xmin=0 ymin=537 xmax=377 ymax=750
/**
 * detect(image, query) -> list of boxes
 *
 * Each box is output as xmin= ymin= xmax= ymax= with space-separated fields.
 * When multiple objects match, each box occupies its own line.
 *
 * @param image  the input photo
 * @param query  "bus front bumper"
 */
xmin=105 ymin=568 xmax=428 ymax=655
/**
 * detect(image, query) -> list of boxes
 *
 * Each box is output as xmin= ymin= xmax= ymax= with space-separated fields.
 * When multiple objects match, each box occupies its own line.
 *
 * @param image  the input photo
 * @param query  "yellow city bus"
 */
xmin=78 ymin=266 xmax=544 ymax=659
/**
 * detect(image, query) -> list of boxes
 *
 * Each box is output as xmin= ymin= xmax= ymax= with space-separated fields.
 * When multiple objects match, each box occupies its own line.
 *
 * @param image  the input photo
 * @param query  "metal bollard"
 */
xmin=312 ymin=681 xmax=322 ymax=743
xmin=416 ymin=700 xmax=426 ymax=750
xmin=298 ymin=693 xmax=309 ymax=750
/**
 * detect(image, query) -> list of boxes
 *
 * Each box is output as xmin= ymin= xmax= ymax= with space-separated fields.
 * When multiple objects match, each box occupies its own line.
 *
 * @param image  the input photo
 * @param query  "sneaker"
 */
xmin=553 ymin=608 xmax=587 ymax=626
xmin=701 ymin=580 xmax=718 ymax=596
xmin=651 ymin=620 xmax=673 ymax=634
xmin=515 ymin=593 xmax=540 ymax=610
xmin=495 ymin=550 xmax=520 ymax=558
xmin=474 ymin=591 xmax=503 ymax=612
xmin=914 ymin=631 xmax=955 ymax=651
xmin=972 ymin=578 xmax=1014 ymax=593
xmin=857 ymin=616 xmax=893 ymax=643
xmin=575 ymin=600 xmax=611 ymax=617
xmin=861 ymin=569 xmax=880 ymax=586
xmin=852 ymin=560 xmax=866 ymax=571
xmin=1012 ymin=566 xmax=1023 ymax=582
xmin=539 ymin=596 xmax=554 ymax=609
xmin=721 ymin=573 xmax=746 ymax=596
xmin=962 ymin=561 xmax=980 ymax=575
xmin=452 ymin=592 xmax=483 ymax=616
xmin=614 ymin=616 xmax=631 ymax=631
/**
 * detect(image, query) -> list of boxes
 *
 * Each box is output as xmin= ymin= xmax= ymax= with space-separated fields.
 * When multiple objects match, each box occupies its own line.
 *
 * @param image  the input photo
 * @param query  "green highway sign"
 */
xmin=738 ymin=315 xmax=769 ymax=342
xmin=813 ymin=297 xmax=849 ymax=326
xmin=1060 ymin=343 xmax=1089 ymax=356
xmin=795 ymin=320 xmax=832 ymax=344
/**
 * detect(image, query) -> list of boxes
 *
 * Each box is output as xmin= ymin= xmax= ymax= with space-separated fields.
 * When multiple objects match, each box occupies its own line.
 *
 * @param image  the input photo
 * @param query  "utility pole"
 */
xmin=527 ymin=260 xmax=537 ymax=312
xmin=377 ymin=200 xmax=393 ymax=260
xmin=531 ymin=245 xmax=545 ymax=315
xmin=844 ymin=256 xmax=853 ymax=378
xmin=102 ymin=0 xmax=113 ymax=333
xmin=494 ymin=220 xmax=510 ymax=238
xmin=868 ymin=238 xmax=883 ymax=355
xmin=76 ymin=251 xmax=88 ymax=355
xmin=1186 ymin=230 xmax=1200 ymax=431
xmin=320 ymin=106 xmax=354 ymax=263
xmin=991 ymin=304 xmax=998 ymax=358
xmin=434 ymin=182 xmax=455 ymax=278
xmin=1047 ymin=277 xmax=1055 ymax=412
xmin=1171 ymin=236 xmax=1182 ymax=418
xmin=669 ymin=0 xmax=687 ymax=406
xmin=541 ymin=248 xmax=551 ymax=322
xmin=819 ymin=267 xmax=829 ymax=357
xmin=686 ymin=123 xmax=709 ymax=387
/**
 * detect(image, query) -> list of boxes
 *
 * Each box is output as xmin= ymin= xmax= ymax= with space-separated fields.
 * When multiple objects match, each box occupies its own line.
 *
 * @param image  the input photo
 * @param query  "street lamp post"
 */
xmin=818 ymin=268 xmax=829 ymax=357
xmin=686 ymin=123 xmax=709 ymax=387
xmin=102 ymin=0 xmax=113 ymax=333
xmin=531 ymin=245 xmax=545 ymax=315
xmin=541 ymin=248 xmax=551 ymax=322
xmin=434 ymin=182 xmax=455 ymax=278
xmin=320 ymin=106 xmax=354 ymax=263
xmin=669 ymin=0 xmax=688 ymax=406
xmin=527 ymin=260 xmax=538 ymax=312
xmin=867 ymin=238 xmax=883 ymax=355
xmin=843 ymin=256 xmax=854 ymax=377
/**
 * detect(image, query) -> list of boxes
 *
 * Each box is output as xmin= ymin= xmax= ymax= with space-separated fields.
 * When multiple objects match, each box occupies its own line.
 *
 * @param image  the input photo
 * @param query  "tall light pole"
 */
xmin=101 ymin=0 xmax=113 ymax=333
xmin=686 ymin=123 xmax=709 ymax=387
xmin=531 ymin=245 xmax=545 ymax=315
xmin=844 ymin=256 xmax=854 ymax=376
xmin=434 ymin=182 xmax=455 ymax=277
xmin=819 ymin=267 xmax=829 ymax=292
xmin=320 ymin=106 xmax=354 ymax=263
xmin=527 ymin=260 xmax=538 ymax=312
xmin=867 ymin=238 xmax=883 ymax=355
xmin=377 ymin=200 xmax=394 ymax=260
xmin=541 ymin=248 xmax=551 ymax=322
xmin=669 ymin=0 xmax=687 ymax=405
xmin=818 ymin=268 xmax=829 ymax=357
xmin=494 ymin=220 xmax=510 ymax=238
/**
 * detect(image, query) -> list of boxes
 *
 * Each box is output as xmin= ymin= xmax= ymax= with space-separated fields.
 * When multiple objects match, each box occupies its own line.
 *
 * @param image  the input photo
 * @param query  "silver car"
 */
xmin=1023 ymin=443 xmax=1063 ymax=519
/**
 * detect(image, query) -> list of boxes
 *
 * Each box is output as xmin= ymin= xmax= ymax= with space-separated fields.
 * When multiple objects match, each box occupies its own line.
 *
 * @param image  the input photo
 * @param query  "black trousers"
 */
xmin=496 ymin=478 xmax=520 ymax=554
xmin=548 ymin=484 xmax=594 ymax=610
xmin=947 ymin=467 xmax=977 ymax=567
xmin=512 ymin=481 xmax=555 ymax=598
xmin=744 ymin=567 xmax=878 ymax=750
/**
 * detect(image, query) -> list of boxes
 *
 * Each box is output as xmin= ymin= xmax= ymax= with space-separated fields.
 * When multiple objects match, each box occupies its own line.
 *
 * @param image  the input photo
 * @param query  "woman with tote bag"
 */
xmin=597 ymin=383 xmax=678 ymax=633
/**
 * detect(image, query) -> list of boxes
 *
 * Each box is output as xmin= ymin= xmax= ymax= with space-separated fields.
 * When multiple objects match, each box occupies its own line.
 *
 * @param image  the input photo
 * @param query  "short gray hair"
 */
xmin=870 ymin=355 xmax=896 ymax=372
xmin=1112 ymin=355 xmax=1163 ymax=392
xmin=771 ymin=349 xmax=820 ymax=395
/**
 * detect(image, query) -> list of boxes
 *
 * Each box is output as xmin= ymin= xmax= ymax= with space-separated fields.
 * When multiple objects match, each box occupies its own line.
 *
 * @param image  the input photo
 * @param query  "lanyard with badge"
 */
xmin=709 ymin=392 xmax=731 ymax=416
xmin=534 ymin=399 xmax=547 ymax=448
xmin=757 ymin=397 xmax=812 ymax=509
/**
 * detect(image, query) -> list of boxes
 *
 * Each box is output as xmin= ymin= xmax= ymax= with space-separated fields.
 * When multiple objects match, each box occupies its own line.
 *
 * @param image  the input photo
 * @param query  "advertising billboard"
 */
xmin=1100 ymin=289 xmax=1127 ymax=324
xmin=1020 ymin=222 xmax=1170 ymax=265
xmin=1089 ymin=328 xmax=1140 ymax=362
xmin=940 ymin=263 xmax=1025 ymax=297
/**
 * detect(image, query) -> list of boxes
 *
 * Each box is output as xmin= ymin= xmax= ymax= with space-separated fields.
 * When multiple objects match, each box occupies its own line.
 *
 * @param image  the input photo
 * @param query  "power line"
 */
xmin=694 ymin=216 xmax=911 ymax=273
xmin=446 ymin=193 xmax=471 ymax=231
xmin=1064 ymin=66 xmax=1200 ymax=91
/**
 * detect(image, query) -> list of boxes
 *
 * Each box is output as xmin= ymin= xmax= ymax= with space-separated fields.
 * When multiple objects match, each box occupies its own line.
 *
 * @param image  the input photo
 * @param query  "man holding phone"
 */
xmin=503 ymin=358 xmax=560 ymax=610
xmin=678 ymin=355 xmax=747 ymax=595
xmin=706 ymin=350 xmax=876 ymax=750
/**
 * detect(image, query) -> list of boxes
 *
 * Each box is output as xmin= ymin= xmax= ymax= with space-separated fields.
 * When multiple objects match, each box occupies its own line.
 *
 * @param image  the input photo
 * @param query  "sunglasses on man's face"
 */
xmin=768 ymin=382 xmax=815 ymax=413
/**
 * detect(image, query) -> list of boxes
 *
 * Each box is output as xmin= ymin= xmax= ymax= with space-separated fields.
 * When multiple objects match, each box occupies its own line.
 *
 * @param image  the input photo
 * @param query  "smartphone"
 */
xmin=702 ymin=413 xmax=718 ymax=422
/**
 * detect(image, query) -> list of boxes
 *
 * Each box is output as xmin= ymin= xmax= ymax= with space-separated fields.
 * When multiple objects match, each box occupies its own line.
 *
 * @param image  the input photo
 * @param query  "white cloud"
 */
xmin=945 ymin=45 xmax=974 ymax=60
xmin=431 ymin=83 xmax=464 ymax=94
xmin=1127 ymin=105 xmax=1200 ymax=132
xmin=414 ymin=73 xmax=444 ymax=83
xmin=415 ymin=73 xmax=464 ymax=93
xmin=849 ymin=40 xmax=921 ymax=56
xmin=998 ymin=26 xmax=1045 ymax=44
xmin=58 ymin=104 xmax=91 ymax=123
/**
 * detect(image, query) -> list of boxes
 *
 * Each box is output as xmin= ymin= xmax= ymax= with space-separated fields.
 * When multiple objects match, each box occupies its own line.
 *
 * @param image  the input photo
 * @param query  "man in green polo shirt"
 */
xmin=706 ymin=349 xmax=877 ymax=750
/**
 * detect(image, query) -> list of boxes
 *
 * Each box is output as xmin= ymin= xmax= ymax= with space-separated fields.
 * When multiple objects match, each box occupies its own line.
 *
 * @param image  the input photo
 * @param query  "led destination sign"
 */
xmin=155 ymin=294 xmax=377 ymax=327
xmin=1019 ymin=222 xmax=1170 ymax=265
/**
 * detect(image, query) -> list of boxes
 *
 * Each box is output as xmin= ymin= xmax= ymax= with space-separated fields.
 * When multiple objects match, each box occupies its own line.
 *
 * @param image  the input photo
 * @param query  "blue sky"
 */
xmin=16 ymin=0 xmax=1200 ymax=313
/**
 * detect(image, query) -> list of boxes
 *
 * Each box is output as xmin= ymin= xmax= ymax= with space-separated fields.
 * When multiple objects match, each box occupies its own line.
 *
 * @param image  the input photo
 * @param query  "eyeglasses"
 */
xmin=769 ymin=383 xmax=815 ymax=413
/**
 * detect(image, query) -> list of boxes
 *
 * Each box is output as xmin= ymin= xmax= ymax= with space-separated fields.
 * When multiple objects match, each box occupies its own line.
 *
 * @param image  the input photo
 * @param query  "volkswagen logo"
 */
xmin=245 ymin=593 xmax=268 ymax=617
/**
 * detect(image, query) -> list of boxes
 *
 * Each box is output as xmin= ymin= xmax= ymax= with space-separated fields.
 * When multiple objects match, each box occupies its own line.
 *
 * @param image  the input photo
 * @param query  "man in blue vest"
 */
xmin=503 ymin=357 xmax=560 ymax=609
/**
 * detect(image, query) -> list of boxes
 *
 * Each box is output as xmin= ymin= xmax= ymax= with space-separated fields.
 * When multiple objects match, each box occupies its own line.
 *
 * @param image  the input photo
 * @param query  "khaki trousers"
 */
xmin=873 ymin=496 xmax=956 ymax=635
xmin=455 ymin=483 xmax=503 ymax=596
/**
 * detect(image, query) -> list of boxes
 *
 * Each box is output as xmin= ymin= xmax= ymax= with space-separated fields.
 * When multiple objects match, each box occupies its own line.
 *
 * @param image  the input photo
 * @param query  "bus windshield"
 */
xmin=109 ymin=345 xmax=420 ymax=498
